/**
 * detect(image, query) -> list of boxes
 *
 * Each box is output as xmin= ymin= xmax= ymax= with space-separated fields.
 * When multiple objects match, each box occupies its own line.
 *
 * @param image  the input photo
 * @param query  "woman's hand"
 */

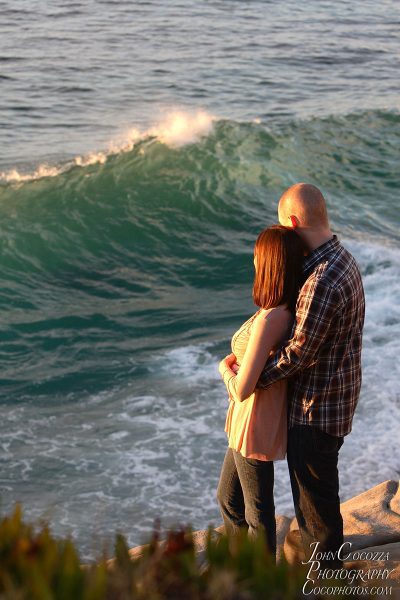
xmin=231 ymin=362 xmax=240 ymax=374
xmin=219 ymin=353 xmax=237 ymax=377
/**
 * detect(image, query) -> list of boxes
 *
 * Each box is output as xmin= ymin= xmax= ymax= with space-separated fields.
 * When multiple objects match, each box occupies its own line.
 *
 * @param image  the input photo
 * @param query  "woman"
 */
xmin=217 ymin=225 xmax=305 ymax=557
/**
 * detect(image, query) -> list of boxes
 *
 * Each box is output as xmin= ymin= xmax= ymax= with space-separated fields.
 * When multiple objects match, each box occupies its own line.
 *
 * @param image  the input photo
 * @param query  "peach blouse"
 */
xmin=224 ymin=310 xmax=288 ymax=461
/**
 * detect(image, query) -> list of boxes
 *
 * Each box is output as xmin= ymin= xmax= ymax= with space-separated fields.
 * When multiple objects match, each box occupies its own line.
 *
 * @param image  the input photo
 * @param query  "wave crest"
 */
xmin=0 ymin=109 xmax=216 ymax=184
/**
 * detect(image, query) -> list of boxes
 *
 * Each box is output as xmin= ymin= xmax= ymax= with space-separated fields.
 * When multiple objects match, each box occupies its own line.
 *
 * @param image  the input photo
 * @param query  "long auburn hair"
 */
xmin=252 ymin=225 xmax=305 ymax=312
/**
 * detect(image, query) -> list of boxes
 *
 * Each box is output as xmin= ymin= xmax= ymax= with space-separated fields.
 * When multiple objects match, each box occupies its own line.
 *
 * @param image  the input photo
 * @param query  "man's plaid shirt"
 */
xmin=259 ymin=235 xmax=365 ymax=437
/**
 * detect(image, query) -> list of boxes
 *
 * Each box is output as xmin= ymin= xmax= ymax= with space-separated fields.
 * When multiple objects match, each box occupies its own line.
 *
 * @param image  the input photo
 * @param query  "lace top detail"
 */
xmin=224 ymin=310 xmax=287 ymax=461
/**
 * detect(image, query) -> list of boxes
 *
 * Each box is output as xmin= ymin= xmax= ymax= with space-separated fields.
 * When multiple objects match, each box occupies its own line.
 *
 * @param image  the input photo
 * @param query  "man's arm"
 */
xmin=258 ymin=273 xmax=342 ymax=389
xmin=219 ymin=307 xmax=291 ymax=402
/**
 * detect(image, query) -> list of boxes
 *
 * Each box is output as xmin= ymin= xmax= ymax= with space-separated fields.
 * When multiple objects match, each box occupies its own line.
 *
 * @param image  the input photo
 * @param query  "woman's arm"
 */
xmin=219 ymin=307 xmax=291 ymax=402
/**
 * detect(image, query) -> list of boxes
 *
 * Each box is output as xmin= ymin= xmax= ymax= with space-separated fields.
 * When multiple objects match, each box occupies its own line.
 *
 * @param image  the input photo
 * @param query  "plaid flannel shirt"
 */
xmin=258 ymin=235 xmax=365 ymax=437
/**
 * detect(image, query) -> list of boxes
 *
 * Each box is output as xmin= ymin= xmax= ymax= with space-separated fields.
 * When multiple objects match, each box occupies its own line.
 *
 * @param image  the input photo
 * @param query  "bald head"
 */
xmin=278 ymin=183 xmax=329 ymax=230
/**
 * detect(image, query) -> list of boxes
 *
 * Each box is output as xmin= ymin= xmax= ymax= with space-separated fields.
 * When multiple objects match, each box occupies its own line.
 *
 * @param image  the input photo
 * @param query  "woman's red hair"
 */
xmin=252 ymin=225 xmax=305 ymax=312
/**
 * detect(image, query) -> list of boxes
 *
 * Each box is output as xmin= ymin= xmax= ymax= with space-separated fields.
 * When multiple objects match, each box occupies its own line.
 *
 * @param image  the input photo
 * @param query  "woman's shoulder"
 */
xmin=254 ymin=305 xmax=292 ymax=330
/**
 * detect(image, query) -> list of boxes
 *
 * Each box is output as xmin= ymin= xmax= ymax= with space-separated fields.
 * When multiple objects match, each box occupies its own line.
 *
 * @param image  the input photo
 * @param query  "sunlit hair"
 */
xmin=252 ymin=225 xmax=305 ymax=312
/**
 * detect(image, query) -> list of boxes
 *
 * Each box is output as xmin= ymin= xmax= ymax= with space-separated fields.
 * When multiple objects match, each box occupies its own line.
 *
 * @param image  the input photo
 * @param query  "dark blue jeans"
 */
xmin=216 ymin=448 xmax=276 ymax=556
xmin=287 ymin=425 xmax=344 ymax=567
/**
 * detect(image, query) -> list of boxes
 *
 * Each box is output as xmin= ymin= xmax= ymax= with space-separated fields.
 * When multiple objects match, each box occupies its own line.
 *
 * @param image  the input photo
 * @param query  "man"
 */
xmin=258 ymin=183 xmax=365 ymax=567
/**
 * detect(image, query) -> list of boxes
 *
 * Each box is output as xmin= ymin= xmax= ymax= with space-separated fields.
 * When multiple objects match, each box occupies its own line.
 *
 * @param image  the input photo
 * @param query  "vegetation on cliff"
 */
xmin=0 ymin=505 xmax=357 ymax=599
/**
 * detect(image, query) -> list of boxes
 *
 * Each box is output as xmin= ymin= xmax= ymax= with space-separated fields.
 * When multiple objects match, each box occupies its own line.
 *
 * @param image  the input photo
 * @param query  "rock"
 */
xmin=106 ymin=540 xmax=158 ymax=566
xmin=211 ymin=516 xmax=292 ymax=563
xmin=190 ymin=528 xmax=223 ymax=570
xmin=288 ymin=480 xmax=400 ymax=551
xmin=284 ymin=481 xmax=400 ymax=598
xmin=342 ymin=480 xmax=400 ymax=550
xmin=292 ymin=540 xmax=400 ymax=598
xmin=346 ymin=540 xmax=400 ymax=565
xmin=127 ymin=541 xmax=161 ymax=561
xmin=284 ymin=529 xmax=305 ymax=565
xmin=120 ymin=479 xmax=400 ymax=596
xmin=106 ymin=527 xmax=222 ymax=568
xmin=122 ymin=516 xmax=291 ymax=567
xmin=343 ymin=541 xmax=400 ymax=598
xmin=345 ymin=540 xmax=400 ymax=583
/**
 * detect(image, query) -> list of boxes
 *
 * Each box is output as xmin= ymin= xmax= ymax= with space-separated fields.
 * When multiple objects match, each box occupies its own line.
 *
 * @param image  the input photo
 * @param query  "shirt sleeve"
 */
xmin=222 ymin=308 xmax=291 ymax=402
xmin=258 ymin=273 xmax=341 ymax=389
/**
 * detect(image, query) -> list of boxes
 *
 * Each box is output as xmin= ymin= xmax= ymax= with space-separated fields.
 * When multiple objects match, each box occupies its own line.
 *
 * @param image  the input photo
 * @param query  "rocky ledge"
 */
xmin=120 ymin=480 xmax=400 ymax=597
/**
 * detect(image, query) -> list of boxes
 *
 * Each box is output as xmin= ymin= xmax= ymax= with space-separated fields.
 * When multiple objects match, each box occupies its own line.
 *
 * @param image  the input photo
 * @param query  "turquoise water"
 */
xmin=0 ymin=0 xmax=399 ymax=559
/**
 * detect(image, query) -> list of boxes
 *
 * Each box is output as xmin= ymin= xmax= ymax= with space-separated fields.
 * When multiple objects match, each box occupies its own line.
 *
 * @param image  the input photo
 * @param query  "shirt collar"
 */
xmin=303 ymin=235 xmax=340 ymax=275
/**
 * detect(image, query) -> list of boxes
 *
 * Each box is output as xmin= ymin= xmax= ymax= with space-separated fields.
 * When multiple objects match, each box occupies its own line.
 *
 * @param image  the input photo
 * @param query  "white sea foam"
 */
xmin=0 ymin=110 xmax=216 ymax=184
xmin=161 ymin=343 xmax=220 ymax=384
xmin=147 ymin=110 xmax=214 ymax=147
xmin=0 ymin=164 xmax=63 ymax=183
xmin=338 ymin=238 xmax=400 ymax=497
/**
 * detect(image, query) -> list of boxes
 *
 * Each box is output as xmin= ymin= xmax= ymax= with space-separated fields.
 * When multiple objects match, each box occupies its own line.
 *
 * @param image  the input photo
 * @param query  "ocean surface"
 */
xmin=0 ymin=0 xmax=399 ymax=560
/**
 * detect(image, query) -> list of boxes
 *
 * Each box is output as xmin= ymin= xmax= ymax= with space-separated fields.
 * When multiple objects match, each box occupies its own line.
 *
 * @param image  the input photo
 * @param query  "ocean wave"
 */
xmin=0 ymin=109 xmax=399 ymax=402
xmin=0 ymin=109 xmax=216 ymax=184
xmin=0 ymin=109 xmax=398 ymax=279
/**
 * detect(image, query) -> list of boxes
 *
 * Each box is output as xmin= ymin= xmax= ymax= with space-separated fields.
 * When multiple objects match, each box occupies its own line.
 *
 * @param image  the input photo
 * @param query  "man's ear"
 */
xmin=290 ymin=215 xmax=299 ymax=228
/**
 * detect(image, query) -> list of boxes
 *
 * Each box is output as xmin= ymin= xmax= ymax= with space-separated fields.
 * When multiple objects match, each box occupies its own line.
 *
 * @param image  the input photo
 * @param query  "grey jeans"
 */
xmin=216 ymin=447 xmax=276 ymax=556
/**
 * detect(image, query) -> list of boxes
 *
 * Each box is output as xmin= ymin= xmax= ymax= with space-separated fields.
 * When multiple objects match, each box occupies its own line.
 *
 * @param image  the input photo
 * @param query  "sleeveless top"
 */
xmin=224 ymin=310 xmax=287 ymax=461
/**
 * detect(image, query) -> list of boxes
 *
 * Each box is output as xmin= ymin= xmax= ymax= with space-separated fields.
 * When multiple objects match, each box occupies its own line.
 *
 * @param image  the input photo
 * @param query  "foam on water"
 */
xmin=339 ymin=239 xmax=400 ymax=492
xmin=161 ymin=344 xmax=220 ymax=384
xmin=147 ymin=110 xmax=215 ymax=147
xmin=0 ymin=109 xmax=216 ymax=184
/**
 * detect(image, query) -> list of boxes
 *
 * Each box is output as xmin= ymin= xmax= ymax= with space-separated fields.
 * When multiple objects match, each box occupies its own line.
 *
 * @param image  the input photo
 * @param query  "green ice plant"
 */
xmin=0 ymin=505 xmax=106 ymax=600
xmin=0 ymin=505 xmax=364 ymax=599
xmin=204 ymin=526 xmax=304 ymax=599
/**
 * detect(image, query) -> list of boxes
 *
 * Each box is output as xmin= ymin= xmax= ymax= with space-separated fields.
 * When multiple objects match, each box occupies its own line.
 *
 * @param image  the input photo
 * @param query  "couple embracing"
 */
xmin=217 ymin=183 xmax=365 ymax=568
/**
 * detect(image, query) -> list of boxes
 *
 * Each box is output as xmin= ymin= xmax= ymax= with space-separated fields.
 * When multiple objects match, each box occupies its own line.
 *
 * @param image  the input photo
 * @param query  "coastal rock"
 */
xmin=341 ymin=480 xmax=400 ymax=550
xmin=120 ymin=516 xmax=291 ymax=567
xmin=284 ymin=535 xmax=400 ymax=597
xmin=216 ymin=515 xmax=292 ymax=562
xmin=283 ymin=529 xmax=305 ymax=565
xmin=346 ymin=541 xmax=400 ymax=578
xmin=288 ymin=480 xmax=400 ymax=551
xmin=121 ymin=479 xmax=400 ymax=596
xmin=190 ymin=528 xmax=223 ymax=570
xmin=343 ymin=541 xmax=400 ymax=597
xmin=112 ymin=527 xmax=222 ymax=565
xmin=284 ymin=481 xmax=400 ymax=597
